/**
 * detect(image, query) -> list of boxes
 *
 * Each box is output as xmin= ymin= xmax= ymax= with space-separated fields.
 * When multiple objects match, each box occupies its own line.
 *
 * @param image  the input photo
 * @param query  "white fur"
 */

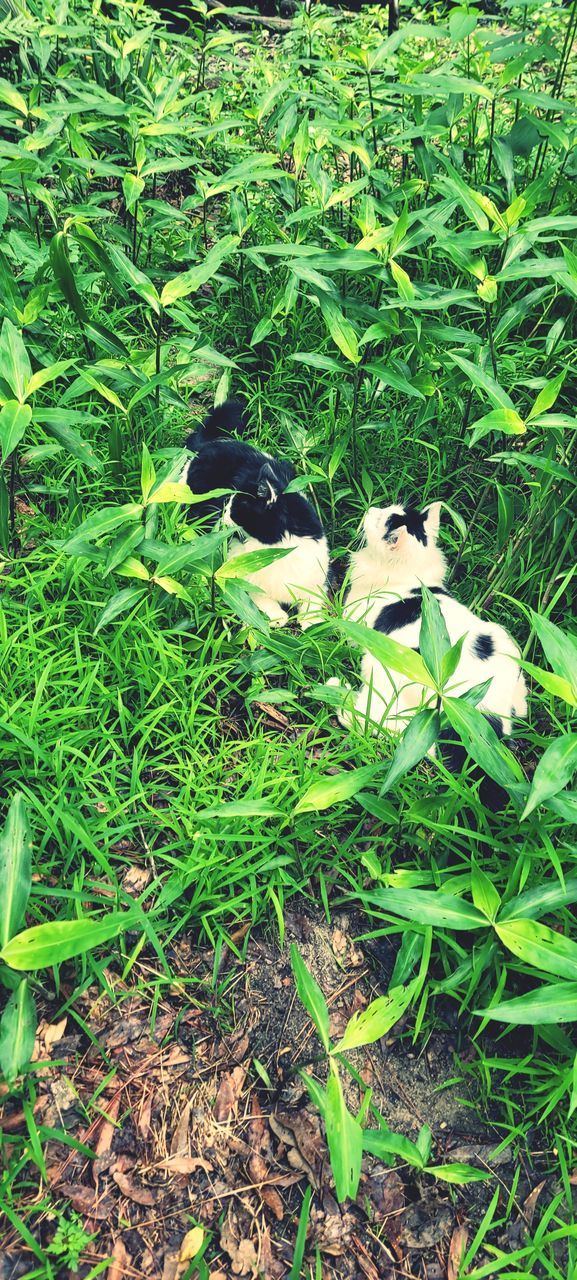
xmin=227 ymin=532 xmax=329 ymax=629
xmin=334 ymin=503 xmax=527 ymax=736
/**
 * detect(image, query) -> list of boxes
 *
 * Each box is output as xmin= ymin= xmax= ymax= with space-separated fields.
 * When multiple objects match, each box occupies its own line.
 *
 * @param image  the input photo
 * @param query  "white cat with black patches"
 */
xmin=331 ymin=502 xmax=527 ymax=736
xmin=183 ymin=400 xmax=329 ymax=628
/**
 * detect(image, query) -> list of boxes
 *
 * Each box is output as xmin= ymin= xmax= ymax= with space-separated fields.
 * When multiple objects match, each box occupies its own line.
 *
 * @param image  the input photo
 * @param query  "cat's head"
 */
xmin=361 ymin=502 xmax=445 ymax=578
xmin=223 ymin=459 xmax=322 ymax=543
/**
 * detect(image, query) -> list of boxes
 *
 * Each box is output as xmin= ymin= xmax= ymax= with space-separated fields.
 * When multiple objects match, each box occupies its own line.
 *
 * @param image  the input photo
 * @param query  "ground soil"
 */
xmin=0 ymin=908 xmax=551 ymax=1279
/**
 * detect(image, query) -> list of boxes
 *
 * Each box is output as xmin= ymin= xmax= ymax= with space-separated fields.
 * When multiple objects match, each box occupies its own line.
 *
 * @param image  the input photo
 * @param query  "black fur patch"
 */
xmin=385 ymin=507 xmax=427 ymax=545
xmin=473 ymin=633 xmax=495 ymax=661
xmin=184 ymin=439 xmax=324 ymax=543
xmin=186 ymin=399 xmax=247 ymax=451
xmin=374 ymin=596 xmax=422 ymax=634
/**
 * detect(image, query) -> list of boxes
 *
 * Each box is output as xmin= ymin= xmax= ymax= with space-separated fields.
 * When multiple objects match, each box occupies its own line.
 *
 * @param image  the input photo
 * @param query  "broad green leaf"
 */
xmin=420 ymin=586 xmax=450 ymax=687
xmin=25 ymin=360 xmax=75 ymax=397
xmin=332 ymin=983 xmax=416 ymax=1053
xmin=443 ymin=696 xmax=523 ymax=790
xmin=154 ymin=574 xmax=193 ymax=601
xmin=363 ymin=1127 xmax=424 ymax=1167
xmin=476 ymin=981 xmax=577 ymax=1025
xmin=79 ymin=369 xmax=126 ymax=412
xmin=49 ymin=231 xmax=88 ymax=322
xmin=319 ymin=296 xmax=360 ymax=363
xmin=216 ymin=547 xmax=292 ymax=582
xmin=325 ymin=1063 xmax=363 ymax=1202
xmin=140 ymin=443 xmax=156 ymax=503
xmin=426 ymin=1163 xmax=489 ymax=1184
xmin=520 ymin=660 xmax=576 ymax=708
xmin=294 ymin=763 xmax=381 ymax=814
xmin=0 ymin=794 xmax=32 ymax=949
xmin=0 ymin=78 xmax=28 ymax=116
xmin=496 ymin=919 xmax=577 ymax=982
xmin=148 ymin=481 xmax=195 ymax=504
xmin=93 ymin=586 xmax=147 ymax=635
xmin=0 ymin=401 xmax=32 ymax=459
xmin=500 ymin=877 xmax=577 ymax=922
xmin=527 ymin=371 xmax=565 ymax=423
xmin=103 ymin=527 xmax=144 ymax=578
xmin=530 ymin=611 xmax=577 ymax=700
xmin=290 ymin=944 xmax=330 ymax=1052
xmin=35 ymin=410 xmax=103 ymax=472
xmin=471 ymin=859 xmax=500 ymax=921
xmin=340 ymin=620 xmax=436 ymax=690
xmin=449 ymin=353 xmax=514 ymax=411
xmin=108 ymin=244 xmax=160 ymax=314
xmin=521 ymin=734 xmax=577 ymax=820
xmin=0 ymin=318 xmax=32 ymax=402
xmin=0 ymin=980 xmax=36 ymax=1083
xmin=1 ymin=912 xmax=135 ymax=971
xmin=122 ymin=172 xmax=145 ymax=212
xmin=469 ymin=409 xmax=525 ymax=442
xmin=65 ymin=504 xmax=143 ymax=547
xmin=160 ymin=235 xmax=239 ymax=308
xmin=390 ymin=258 xmax=415 ymax=301
xmin=362 ymin=888 xmax=487 ymax=930
xmin=449 ymin=8 xmax=477 ymax=40
xmin=381 ymin=709 xmax=440 ymax=794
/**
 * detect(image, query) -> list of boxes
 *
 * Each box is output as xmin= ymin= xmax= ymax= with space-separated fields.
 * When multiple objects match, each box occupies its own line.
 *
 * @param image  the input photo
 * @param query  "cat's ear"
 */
xmin=424 ymin=501 xmax=442 ymax=540
xmin=257 ymin=461 xmax=282 ymax=504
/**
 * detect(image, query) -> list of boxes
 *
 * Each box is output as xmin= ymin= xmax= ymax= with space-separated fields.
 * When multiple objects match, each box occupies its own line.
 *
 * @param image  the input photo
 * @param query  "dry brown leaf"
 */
xmin=331 ymin=928 xmax=348 ymax=957
xmin=162 ymin=1249 xmax=180 ymax=1280
xmin=58 ymin=1182 xmax=114 ymax=1220
xmin=178 ymin=1226 xmax=204 ymax=1263
xmin=138 ymin=1089 xmax=153 ymax=1139
xmin=112 ymin=1168 xmax=156 ymax=1206
xmin=214 ymin=1065 xmax=246 ymax=1122
xmin=43 ymin=1017 xmax=68 ymax=1052
xmin=448 ymin=1224 xmax=468 ymax=1280
xmin=523 ymin=1179 xmax=547 ymax=1227
xmin=247 ymin=1154 xmax=283 ymax=1220
xmin=122 ymin=866 xmax=152 ymax=895
xmin=108 ymin=1237 xmax=131 ymax=1280
xmin=170 ymin=1099 xmax=192 ymax=1156
xmin=158 ymin=1155 xmax=212 ymax=1175
xmin=248 ymin=1094 xmax=267 ymax=1151
xmin=95 ymin=1094 xmax=121 ymax=1159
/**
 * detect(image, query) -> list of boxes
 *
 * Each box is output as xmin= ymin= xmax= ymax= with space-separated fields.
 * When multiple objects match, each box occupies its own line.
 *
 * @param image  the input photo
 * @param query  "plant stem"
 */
xmin=155 ymin=309 xmax=162 ymax=409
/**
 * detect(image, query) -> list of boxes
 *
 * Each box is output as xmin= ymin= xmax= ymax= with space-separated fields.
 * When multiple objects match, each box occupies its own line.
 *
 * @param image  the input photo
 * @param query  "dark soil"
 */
xmin=0 ymin=908 xmax=552 ymax=1279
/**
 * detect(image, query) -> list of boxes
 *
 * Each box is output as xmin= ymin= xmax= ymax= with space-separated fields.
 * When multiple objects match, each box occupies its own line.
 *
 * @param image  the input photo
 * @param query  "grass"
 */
xmin=0 ymin=0 xmax=577 ymax=1272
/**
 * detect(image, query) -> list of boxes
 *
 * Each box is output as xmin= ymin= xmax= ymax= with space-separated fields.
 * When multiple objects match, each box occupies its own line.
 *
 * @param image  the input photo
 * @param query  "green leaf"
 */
xmin=36 ymin=410 xmax=103 ymax=473
xmin=318 ymin=296 xmax=360 ymax=363
xmin=500 ymin=877 xmax=577 ymax=922
xmin=340 ymin=620 xmax=437 ymax=690
xmin=64 ymin=504 xmax=143 ymax=548
xmin=93 ymin=586 xmax=147 ymax=635
xmin=122 ymin=172 xmax=145 ymax=212
xmin=469 ymin=407 xmax=525 ymax=444
xmin=420 ymin=587 xmax=450 ymax=687
xmin=0 ymin=78 xmax=28 ymax=115
xmin=103 ymin=527 xmax=144 ymax=578
xmin=0 ymin=912 xmax=135 ymax=971
xmin=0 ymin=318 xmax=32 ymax=403
xmin=108 ymin=244 xmax=160 ymax=314
xmin=443 ymin=696 xmax=523 ymax=790
xmin=471 ymin=859 xmax=500 ymax=921
xmin=390 ymin=258 xmax=415 ymax=301
xmin=362 ymin=888 xmax=487 ymax=931
xmin=521 ymin=733 xmax=577 ymax=820
xmin=381 ymin=709 xmax=440 ymax=794
xmin=290 ymin=943 xmax=330 ymax=1052
xmin=294 ymin=763 xmax=382 ymax=814
xmin=332 ymin=983 xmax=416 ymax=1053
xmin=449 ymin=8 xmax=478 ymax=41
xmin=527 ymin=371 xmax=566 ymax=423
xmin=0 ymin=401 xmax=32 ymax=460
xmin=216 ymin=546 xmax=292 ymax=582
xmin=496 ymin=919 xmax=577 ymax=982
xmin=449 ymin=353 xmax=514 ymax=411
xmin=160 ymin=235 xmax=239 ymax=308
xmin=520 ymin=660 xmax=576 ymax=708
xmin=363 ymin=1127 xmax=424 ymax=1167
xmin=140 ymin=443 xmax=156 ymax=503
xmin=325 ymin=1063 xmax=363 ymax=1202
xmin=426 ymin=1163 xmax=489 ymax=1184
xmin=476 ymin=982 xmax=577 ymax=1025
xmin=0 ymin=980 xmax=36 ymax=1083
xmin=49 ymin=231 xmax=89 ymax=323
xmin=0 ymin=794 xmax=32 ymax=950
xmin=530 ymin=611 xmax=577 ymax=701
xmin=148 ymin=481 xmax=195 ymax=504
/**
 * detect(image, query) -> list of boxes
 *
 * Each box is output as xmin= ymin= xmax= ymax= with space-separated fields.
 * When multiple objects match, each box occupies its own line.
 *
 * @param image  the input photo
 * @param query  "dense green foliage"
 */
xmin=0 ymin=0 xmax=576 ymax=1271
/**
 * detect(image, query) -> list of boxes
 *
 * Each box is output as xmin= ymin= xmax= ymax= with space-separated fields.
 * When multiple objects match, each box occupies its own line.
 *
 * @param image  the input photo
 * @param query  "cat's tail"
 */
xmin=186 ymin=399 xmax=247 ymax=451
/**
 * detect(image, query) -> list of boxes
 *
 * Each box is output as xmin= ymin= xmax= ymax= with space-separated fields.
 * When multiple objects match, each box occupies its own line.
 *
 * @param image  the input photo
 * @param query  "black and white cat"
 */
xmin=330 ymin=502 xmax=527 ymax=735
xmin=183 ymin=400 xmax=329 ymax=628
